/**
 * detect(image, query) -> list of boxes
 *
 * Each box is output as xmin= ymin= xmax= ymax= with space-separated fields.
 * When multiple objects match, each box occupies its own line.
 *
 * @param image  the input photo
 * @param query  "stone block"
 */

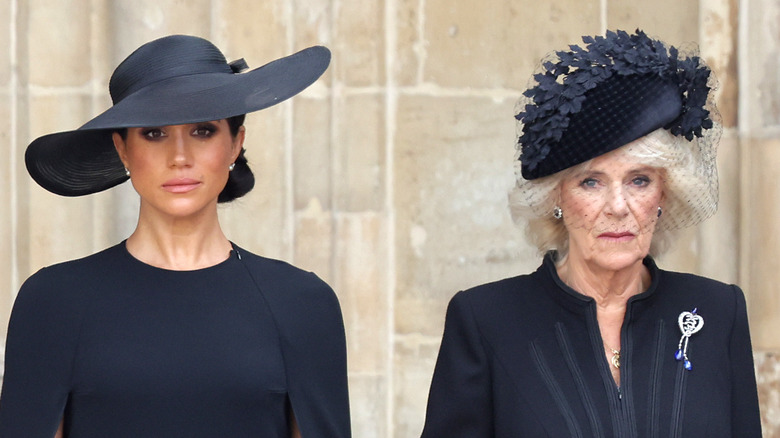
xmin=393 ymin=94 xmax=538 ymax=336
xmin=742 ymin=137 xmax=780 ymax=349
xmin=394 ymin=0 xmax=423 ymax=86
xmin=392 ymin=335 xmax=441 ymax=438
xmin=292 ymin=0 xmax=332 ymax=50
xmin=349 ymin=373 xmax=388 ymax=438
xmin=109 ymin=0 xmax=211 ymax=52
xmin=334 ymin=213 xmax=389 ymax=373
xmin=333 ymin=93 xmax=385 ymax=212
xmin=332 ymin=0 xmax=384 ymax=86
xmin=422 ymin=0 xmax=599 ymax=88
xmin=293 ymin=198 xmax=333 ymax=283
xmin=741 ymin=0 xmax=780 ymax=131
xmin=755 ymin=350 xmax=780 ymax=436
xmin=27 ymin=183 xmax=96 ymax=271
xmin=293 ymin=96 xmax=332 ymax=210
xmin=215 ymin=0 xmax=289 ymax=63
xmin=700 ymin=0 xmax=739 ymax=128
xmin=607 ymin=1 xmax=699 ymax=44
xmin=28 ymin=0 xmax=92 ymax=86
xmin=0 ymin=0 xmax=10 ymax=85
xmin=0 ymin=93 xmax=12 ymax=337
xmin=28 ymin=93 xmax=92 ymax=144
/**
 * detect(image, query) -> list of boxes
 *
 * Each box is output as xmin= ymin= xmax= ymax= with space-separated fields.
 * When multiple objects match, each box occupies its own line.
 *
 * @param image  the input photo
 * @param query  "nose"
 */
xmin=168 ymin=129 xmax=192 ymax=168
xmin=604 ymin=184 xmax=629 ymax=216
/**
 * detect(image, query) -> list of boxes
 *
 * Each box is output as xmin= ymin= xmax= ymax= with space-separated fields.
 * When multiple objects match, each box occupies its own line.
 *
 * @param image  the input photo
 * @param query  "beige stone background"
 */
xmin=0 ymin=0 xmax=778 ymax=436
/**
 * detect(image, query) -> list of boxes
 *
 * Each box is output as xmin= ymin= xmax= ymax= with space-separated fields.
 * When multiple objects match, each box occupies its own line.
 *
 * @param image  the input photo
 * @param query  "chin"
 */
xmin=590 ymin=247 xmax=649 ymax=272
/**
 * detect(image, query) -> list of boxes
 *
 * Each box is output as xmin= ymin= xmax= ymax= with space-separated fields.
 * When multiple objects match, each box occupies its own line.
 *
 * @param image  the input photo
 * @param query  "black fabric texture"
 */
xmin=421 ymin=254 xmax=762 ymax=437
xmin=0 ymin=242 xmax=351 ymax=438
xmin=522 ymin=74 xmax=682 ymax=179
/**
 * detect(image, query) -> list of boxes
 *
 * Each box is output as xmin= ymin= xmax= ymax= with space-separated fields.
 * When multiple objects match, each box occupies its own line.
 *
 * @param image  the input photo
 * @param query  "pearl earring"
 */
xmin=124 ymin=167 xmax=130 ymax=177
xmin=228 ymin=163 xmax=236 ymax=171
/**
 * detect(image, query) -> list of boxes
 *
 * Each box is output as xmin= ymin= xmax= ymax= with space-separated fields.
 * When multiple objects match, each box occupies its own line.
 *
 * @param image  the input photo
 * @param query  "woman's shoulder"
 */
xmin=449 ymin=268 xmax=546 ymax=316
xmin=231 ymin=245 xmax=338 ymax=303
xmin=18 ymin=243 xmax=125 ymax=299
xmin=657 ymin=267 xmax=743 ymax=297
xmin=654 ymin=267 xmax=746 ymax=319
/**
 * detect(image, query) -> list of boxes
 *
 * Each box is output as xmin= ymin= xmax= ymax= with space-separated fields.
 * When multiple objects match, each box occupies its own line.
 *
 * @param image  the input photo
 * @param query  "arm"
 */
xmin=284 ymin=274 xmax=351 ymax=438
xmin=0 ymin=269 xmax=79 ymax=437
xmin=728 ymin=285 xmax=762 ymax=436
xmin=421 ymin=292 xmax=494 ymax=438
xmin=252 ymin=266 xmax=351 ymax=438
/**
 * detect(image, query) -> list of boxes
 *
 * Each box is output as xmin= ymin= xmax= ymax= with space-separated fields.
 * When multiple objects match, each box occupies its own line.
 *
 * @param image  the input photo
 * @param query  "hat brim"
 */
xmin=26 ymin=45 xmax=330 ymax=196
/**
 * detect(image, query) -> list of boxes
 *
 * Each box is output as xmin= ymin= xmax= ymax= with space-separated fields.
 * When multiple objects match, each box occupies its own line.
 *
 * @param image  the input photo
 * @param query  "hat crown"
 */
xmin=109 ymin=35 xmax=232 ymax=104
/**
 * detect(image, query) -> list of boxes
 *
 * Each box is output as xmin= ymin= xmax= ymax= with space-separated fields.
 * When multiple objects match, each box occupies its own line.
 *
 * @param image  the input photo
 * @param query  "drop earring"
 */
xmin=553 ymin=206 xmax=563 ymax=220
xmin=657 ymin=206 xmax=663 ymax=218
xmin=124 ymin=167 xmax=130 ymax=177
xmin=228 ymin=163 xmax=236 ymax=171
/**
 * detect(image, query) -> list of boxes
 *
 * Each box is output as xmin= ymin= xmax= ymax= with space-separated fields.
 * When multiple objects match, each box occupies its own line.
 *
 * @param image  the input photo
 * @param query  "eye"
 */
xmin=141 ymin=128 xmax=165 ymax=139
xmin=630 ymin=176 xmax=651 ymax=187
xmin=580 ymin=178 xmax=599 ymax=188
xmin=193 ymin=124 xmax=217 ymax=137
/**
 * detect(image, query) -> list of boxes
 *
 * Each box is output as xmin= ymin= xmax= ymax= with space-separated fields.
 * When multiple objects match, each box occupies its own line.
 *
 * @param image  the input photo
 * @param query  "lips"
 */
xmin=598 ymin=231 xmax=635 ymax=241
xmin=162 ymin=178 xmax=201 ymax=193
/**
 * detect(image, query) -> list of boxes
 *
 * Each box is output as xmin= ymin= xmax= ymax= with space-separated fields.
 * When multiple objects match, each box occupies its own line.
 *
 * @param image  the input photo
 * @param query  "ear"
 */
xmin=231 ymin=125 xmax=246 ymax=163
xmin=112 ymin=132 xmax=129 ymax=168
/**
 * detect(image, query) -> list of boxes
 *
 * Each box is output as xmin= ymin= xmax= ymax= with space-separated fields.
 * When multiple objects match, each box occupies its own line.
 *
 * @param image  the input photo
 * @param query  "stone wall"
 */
xmin=0 ymin=0 xmax=777 ymax=436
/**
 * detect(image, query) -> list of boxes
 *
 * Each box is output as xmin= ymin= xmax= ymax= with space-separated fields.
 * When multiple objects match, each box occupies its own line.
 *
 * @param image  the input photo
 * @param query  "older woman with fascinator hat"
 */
xmin=0 ymin=35 xmax=350 ymax=437
xmin=421 ymin=30 xmax=761 ymax=437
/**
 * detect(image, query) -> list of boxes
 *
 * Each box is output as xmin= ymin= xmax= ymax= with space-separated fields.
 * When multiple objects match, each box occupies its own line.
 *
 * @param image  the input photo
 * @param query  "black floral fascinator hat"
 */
xmin=516 ymin=29 xmax=716 ymax=180
xmin=512 ymin=29 xmax=721 ymax=231
xmin=25 ymin=34 xmax=331 ymax=196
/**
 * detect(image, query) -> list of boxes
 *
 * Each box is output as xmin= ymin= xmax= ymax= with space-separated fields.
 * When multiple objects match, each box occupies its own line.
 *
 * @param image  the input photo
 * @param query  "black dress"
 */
xmin=0 ymin=242 xmax=351 ymax=437
xmin=421 ymin=254 xmax=762 ymax=437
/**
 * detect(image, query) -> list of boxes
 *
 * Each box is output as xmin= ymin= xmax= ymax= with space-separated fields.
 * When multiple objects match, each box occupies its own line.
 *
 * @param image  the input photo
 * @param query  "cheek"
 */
xmin=561 ymin=193 xmax=604 ymax=228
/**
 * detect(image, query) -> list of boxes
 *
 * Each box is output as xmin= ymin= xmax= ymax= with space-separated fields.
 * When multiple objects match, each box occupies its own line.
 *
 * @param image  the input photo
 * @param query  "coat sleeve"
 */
xmin=421 ymin=291 xmax=494 ymax=438
xmin=727 ymin=285 xmax=762 ymax=437
xmin=0 ymin=268 xmax=81 ymax=437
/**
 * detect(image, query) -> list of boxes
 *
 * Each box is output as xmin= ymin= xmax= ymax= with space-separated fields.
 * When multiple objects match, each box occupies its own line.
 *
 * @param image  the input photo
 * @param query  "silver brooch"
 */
xmin=675 ymin=308 xmax=704 ymax=370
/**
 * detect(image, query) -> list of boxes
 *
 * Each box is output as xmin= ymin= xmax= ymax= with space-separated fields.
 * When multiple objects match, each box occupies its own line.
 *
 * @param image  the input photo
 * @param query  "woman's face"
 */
xmin=558 ymin=147 xmax=665 ymax=272
xmin=113 ymin=120 xmax=244 ymax=219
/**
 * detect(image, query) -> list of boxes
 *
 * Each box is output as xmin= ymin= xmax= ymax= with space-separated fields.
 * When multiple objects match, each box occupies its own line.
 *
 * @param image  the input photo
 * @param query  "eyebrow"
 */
xmin=572 ymin=165 xmax=658 ymax=179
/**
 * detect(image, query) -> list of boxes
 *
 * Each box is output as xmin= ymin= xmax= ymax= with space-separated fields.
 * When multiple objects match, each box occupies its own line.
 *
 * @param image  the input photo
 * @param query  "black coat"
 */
xmin=421 ymin=254 xmax=761 ymax=437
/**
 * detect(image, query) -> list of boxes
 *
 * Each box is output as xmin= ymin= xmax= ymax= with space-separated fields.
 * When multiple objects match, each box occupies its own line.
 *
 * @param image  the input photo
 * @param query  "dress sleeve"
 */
xmin=0 ymin=268 xmax=81 ymax=437
xmin=727 ymin=285 xmax=762 ymax=437
xmin=272 ymin=272 xmax=351 ymax=438
xmin=421 ymin=291 xmax=493 ymax=438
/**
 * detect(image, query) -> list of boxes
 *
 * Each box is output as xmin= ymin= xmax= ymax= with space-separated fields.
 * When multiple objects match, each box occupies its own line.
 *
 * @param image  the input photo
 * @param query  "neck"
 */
xmin=125 ymin=202 xmax=232 ymax=270
xmin=556 ymin=254 xmax=649 ymax=308
xmin=556 ymin=253 xmax=650 ymax=351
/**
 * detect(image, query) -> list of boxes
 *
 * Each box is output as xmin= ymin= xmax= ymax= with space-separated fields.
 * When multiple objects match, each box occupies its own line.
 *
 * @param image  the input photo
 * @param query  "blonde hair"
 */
xmin=508 ymin=128 xmax=718 ymax=260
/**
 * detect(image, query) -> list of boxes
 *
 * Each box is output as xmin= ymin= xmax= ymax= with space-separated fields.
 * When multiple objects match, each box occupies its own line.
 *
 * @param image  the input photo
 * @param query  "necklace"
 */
xmin=606 ymin=344 xmax=620 ymax=369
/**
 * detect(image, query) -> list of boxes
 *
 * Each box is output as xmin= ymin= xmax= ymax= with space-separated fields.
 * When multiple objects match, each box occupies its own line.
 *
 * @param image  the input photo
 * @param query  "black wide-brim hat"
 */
xmin=26 ymin=34 xmax=331 ymax=196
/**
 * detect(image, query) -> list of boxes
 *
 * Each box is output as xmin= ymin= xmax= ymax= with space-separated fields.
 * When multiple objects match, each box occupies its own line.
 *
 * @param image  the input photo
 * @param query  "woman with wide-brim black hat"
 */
xmin=421 ymin=30 xmax=761 ymax=437
xmin=0 ymin=35 xmax=351 ymax=437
